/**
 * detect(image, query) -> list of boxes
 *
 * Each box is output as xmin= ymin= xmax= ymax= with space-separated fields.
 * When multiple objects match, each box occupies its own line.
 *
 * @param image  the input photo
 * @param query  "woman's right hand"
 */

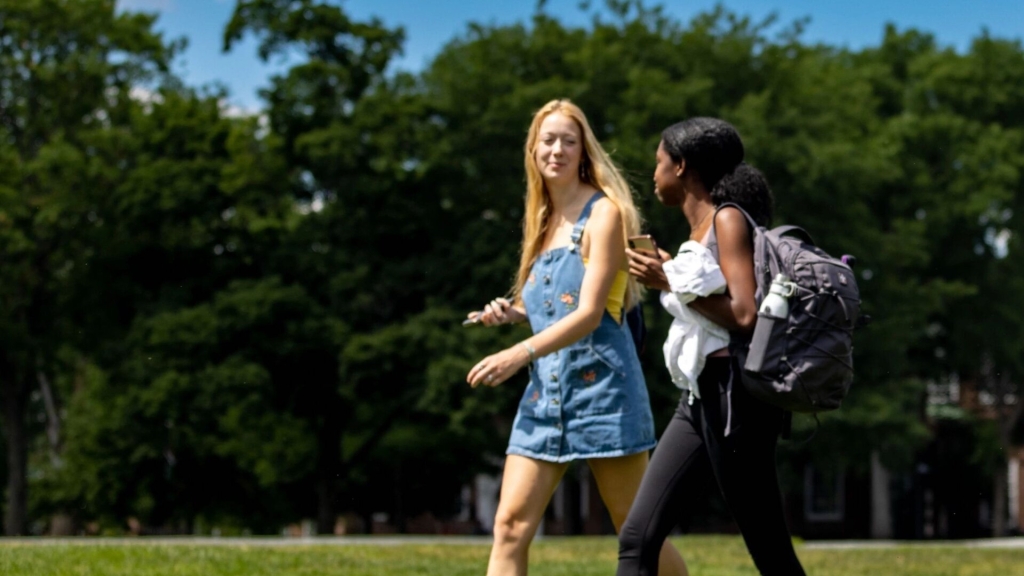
xmin=626 ymin=247 xmax=673 ymax=292
xmin=467 ymin=297 xmax=527 ymax=326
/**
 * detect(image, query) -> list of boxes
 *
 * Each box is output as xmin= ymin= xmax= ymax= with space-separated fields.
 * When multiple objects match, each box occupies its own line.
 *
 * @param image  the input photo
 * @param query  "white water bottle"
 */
xmin=759 ymin=274 xmax=792 ymax=319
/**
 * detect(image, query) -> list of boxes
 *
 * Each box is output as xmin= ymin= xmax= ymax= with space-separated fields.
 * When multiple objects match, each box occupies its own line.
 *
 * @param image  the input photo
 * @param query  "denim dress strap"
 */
xmin=569 ymin=191 xmax=606 ymax=249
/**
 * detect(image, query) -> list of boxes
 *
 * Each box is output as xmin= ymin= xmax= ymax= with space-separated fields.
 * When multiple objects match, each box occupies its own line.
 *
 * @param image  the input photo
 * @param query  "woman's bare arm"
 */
xmin=526 ymin=198 xmax=623 ymax=351
xmin=467 ymin=197 xmax=623 ymax=387
xmin=687 ymin=207 xmax=758 ymax=333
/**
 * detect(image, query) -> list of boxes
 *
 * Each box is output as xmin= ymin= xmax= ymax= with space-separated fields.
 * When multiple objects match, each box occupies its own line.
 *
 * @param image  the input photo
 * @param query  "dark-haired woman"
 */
xmin=616 ymin=118 xmax=806 ymax=576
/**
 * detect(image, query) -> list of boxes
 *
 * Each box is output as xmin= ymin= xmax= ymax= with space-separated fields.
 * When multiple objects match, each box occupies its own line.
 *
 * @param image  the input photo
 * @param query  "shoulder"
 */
xmin=588 ymin=193 xmax=622 ymax=226
xmin=712 ymin=205 xmax=750 ymax=240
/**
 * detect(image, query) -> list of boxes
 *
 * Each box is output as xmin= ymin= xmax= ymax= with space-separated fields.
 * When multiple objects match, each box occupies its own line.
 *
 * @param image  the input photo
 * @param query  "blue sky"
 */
xmin=117 ymin=0 xmax=1024 ymax=112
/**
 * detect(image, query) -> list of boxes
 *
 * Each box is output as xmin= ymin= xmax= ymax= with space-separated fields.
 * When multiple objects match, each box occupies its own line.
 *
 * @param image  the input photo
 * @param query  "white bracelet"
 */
xmin=519 ymin=342 xmax=537 ymax=363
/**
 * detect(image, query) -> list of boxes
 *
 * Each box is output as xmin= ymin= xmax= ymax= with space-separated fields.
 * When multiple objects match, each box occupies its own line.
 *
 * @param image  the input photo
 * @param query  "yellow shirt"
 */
xmin=582 ymin=258 xmax=628 ymax=322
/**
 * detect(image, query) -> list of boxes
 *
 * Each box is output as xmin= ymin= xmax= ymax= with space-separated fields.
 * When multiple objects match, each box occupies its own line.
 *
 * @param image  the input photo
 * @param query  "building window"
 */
xmin=804 ymin=464 xmax=845 ymax=522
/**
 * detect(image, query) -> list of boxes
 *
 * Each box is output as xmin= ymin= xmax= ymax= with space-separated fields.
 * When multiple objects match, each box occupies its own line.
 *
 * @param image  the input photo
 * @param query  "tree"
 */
xmin=903 ymin=31 xmax=1024 ymax=535
xmin=0 ymin=0 xmax=175 ymax=535
xmin=40 ymin=84 xmax=302 ymax=532
xmin=221 ymin=0 xmax=527 ymax=533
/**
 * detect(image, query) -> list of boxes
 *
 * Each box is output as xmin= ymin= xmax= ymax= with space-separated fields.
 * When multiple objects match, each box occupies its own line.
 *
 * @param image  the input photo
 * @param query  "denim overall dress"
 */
xmin=507 ymin=193 xmax=657 ymax=463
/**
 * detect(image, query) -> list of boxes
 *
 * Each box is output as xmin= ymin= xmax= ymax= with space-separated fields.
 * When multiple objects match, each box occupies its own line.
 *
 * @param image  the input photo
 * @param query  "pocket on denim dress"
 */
xmin=565 ymin=345 xmax=631 ymax=416
xmin=515 ymin=366 xmax=544 ymax=418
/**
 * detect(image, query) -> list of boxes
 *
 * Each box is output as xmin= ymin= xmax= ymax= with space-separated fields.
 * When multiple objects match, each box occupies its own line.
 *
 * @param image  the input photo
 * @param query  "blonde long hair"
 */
xmin=512 ymin=99 xmax=643 ymax=312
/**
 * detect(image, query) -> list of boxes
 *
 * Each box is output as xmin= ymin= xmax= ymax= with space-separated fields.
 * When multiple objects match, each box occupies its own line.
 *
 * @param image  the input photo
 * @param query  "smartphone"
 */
xmin=464 ymin=298 xmax=514 ymax=327
xmin=628 ymin=234 xmax=658 ymax=255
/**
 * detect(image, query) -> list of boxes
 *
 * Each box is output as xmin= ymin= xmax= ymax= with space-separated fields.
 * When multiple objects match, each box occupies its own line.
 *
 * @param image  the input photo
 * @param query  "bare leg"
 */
xmin=486 ymin=454 xmax=569 ymax=576
xmin=589 ymin=453 xmax=689 ymax=576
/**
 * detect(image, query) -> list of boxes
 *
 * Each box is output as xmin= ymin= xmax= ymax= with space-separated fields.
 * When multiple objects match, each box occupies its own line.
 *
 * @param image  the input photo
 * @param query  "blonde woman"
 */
xmin=466 ymin=99 xmax=687 ymax=576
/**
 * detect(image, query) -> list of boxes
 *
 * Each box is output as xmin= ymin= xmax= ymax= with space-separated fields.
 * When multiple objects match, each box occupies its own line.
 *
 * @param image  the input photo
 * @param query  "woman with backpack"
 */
xmin=617 ymin=118 xmax=807 ymax=576
xmin=465 ymin=99 xmax=687 ymax=576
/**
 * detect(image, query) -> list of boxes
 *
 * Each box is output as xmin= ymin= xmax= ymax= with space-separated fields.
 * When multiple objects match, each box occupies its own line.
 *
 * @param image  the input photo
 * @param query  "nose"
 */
xmin=551 ymin=139 xmax=563 ymax=155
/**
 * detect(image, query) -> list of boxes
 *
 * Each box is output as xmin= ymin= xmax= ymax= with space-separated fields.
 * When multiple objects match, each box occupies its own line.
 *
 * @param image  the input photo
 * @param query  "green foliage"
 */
xmin=0 ymin=0 xmax=186 ymax=535
xmin=2 ymin=0 xmax=1023 ymax=534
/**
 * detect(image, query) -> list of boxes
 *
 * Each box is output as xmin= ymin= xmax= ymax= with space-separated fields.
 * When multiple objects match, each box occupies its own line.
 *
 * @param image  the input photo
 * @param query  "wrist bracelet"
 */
xmin=519 ymin=342 xmax=537 ymax=363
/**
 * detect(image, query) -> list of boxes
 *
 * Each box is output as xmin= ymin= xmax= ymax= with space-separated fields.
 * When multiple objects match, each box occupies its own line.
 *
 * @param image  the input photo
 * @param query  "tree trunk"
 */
xmin=394 ymin=458 xmax=404 ymax=534
xmin=993 ymin=463 xmax=1008 ymax=537
xmin=2 ymin=368 xmax=29 ymax=536
xmin=316 ymin=468 xmax=336 ymax=535
xmin=990 ymin=369 xmax=1019 ymax=538
xmin=315 ymin=411 xmax=342 ymax=535
xmin=37 ymin=371 xmax=62 ymax=465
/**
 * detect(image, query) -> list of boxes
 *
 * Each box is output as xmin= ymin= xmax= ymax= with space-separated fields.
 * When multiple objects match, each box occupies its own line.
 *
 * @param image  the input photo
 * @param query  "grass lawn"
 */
xmin=2 ymin=535 xmax=1022 ymax=575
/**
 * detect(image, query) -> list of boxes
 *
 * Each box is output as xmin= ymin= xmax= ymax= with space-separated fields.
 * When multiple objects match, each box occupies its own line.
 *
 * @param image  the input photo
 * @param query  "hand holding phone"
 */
xmin=627 ymin=235 xmax=672 ymax=291
xmin=464 ymin=298 xmax=521 ymax=327
xmin=628 ymin=234 xmax=658 ymax=256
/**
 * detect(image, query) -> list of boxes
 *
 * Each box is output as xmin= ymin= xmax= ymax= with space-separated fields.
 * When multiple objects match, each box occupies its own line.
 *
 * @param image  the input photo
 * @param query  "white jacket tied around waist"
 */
xmin=659 ymin=240 xmax=730 ymax=402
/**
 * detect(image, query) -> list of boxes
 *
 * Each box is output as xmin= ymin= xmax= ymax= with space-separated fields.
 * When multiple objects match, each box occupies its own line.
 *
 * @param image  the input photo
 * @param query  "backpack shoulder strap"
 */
xmin=714 ymin=202 xmax=759 ymax=228
xmin=707 ymin=202 xmax=758 ymax=261
xmin=624 ymin=303 xmax=646 ymax=354
xmin=769 ymin=224 xmax=815 ymax=246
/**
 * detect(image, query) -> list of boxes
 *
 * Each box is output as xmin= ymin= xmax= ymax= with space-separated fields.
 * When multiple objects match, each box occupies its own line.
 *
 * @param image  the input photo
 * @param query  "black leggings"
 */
xmin=617 ymin=357 xmax=806 ymax=576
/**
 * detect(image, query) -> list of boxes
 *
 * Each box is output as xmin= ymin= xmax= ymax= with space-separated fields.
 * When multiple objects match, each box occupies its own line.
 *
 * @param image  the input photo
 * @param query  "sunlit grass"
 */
xmin=1 ymin=535 xmax=1022 ymax=575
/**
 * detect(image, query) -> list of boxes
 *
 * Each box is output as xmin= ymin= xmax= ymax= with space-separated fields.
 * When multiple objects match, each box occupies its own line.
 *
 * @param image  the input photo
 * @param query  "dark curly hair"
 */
xmin=661 ymin=117 xmax=774 ymax=226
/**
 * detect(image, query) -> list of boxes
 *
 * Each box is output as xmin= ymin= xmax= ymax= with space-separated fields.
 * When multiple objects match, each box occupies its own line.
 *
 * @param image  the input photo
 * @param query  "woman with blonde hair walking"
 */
xmin=466 ymin=99 xmax=687 ymax=576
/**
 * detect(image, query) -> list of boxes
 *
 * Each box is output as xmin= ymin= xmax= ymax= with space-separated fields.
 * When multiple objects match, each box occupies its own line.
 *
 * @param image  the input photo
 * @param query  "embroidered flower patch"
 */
xmin=530 ymin=390 xmax=540 ymax=402
xmin=581 ymin=369 xmax=597 ymax=383
xmin=560 ymin=290 xmax=579 ymax=310
xmin=529 ymin=273 xmax=536 ymax=285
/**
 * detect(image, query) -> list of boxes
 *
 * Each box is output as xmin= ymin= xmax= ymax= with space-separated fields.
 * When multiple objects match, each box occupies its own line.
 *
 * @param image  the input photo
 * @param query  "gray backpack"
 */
xmin=712 ymin=203 xmax=862 ymax=414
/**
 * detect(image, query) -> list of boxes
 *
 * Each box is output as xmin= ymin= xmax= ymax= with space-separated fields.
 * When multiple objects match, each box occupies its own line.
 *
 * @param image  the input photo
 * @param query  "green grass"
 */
xmin=2 ymin=535 xmax=1022 ymax=575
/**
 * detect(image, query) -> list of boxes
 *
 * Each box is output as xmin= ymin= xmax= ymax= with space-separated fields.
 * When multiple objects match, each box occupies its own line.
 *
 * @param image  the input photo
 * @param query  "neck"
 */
xmin=546 ymin=177 xmax=586 ymax=211
xmin=680 ymin=189 xmax=715 ymax=229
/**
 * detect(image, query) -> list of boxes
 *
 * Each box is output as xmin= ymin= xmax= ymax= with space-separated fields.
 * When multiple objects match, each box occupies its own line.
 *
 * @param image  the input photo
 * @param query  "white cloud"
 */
xmin=129 ymin=86 xmax=165 ymax=106
xmin=219 ymin=99 xmax=260 ymax=119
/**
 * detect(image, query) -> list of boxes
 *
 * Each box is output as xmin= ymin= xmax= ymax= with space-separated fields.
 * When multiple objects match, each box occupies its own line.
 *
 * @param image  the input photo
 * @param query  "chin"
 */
xmin=545 ymin=171 xmax=573 ymax=183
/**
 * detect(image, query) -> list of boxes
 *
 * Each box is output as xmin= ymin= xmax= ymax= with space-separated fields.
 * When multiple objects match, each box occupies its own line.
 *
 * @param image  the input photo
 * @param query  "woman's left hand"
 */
xmin=467 ymin=345 xmax=531 ymax=388
xmin=626 ymin=247 xmax=672 ymax=292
